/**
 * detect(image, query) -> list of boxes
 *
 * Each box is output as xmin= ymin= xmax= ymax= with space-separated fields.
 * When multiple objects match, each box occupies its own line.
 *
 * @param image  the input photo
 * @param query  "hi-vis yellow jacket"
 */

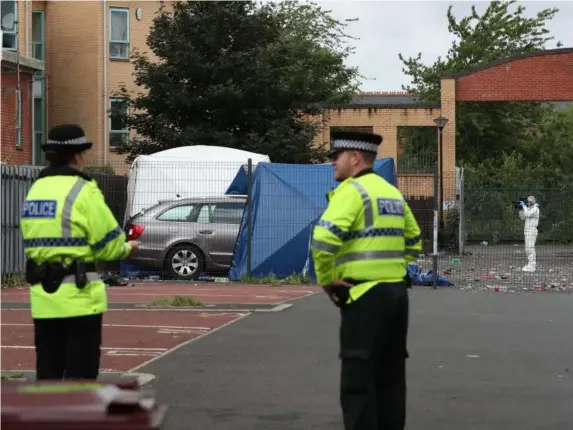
xmin=20 ymin=167 xmax=132 ymax=319
xmin=311 ymin=170 xmax=422 ymax=304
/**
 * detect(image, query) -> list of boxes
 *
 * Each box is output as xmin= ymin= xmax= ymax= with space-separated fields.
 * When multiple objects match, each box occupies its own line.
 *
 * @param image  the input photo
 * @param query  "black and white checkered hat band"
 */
xmin=46 ymin=136 xmax=89 ymax=145
xmin=331 ymin=139 xmax=378 ymax=153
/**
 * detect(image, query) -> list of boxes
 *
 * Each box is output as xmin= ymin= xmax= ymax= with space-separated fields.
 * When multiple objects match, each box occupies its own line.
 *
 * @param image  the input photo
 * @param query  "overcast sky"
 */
xmin=324 ymin=1 xmax=573 ymax=92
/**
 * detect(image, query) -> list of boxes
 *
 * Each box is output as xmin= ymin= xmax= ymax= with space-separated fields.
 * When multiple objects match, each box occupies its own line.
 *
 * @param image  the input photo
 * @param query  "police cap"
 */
xmin=328 ymin=130 xmax=382 ymax=158
xmin=42 ymin=124 xmax=93 ymax=153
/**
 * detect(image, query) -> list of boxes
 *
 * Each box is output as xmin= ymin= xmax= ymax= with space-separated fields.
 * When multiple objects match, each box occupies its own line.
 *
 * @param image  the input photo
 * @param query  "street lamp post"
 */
xmin=434 ymin=116 xmax=449 ymax=226
xmin=431 ymin=116 xmax=448 ymax=289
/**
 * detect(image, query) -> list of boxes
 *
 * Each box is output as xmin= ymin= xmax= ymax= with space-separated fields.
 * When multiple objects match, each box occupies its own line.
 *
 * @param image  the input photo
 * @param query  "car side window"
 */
xmin=156 ymin=204 xmax=196 ymax=221
xmin=196 ymin=204 xmax=212 ymax=224
xmin=210 ymin=202 xmax=245 ymax=225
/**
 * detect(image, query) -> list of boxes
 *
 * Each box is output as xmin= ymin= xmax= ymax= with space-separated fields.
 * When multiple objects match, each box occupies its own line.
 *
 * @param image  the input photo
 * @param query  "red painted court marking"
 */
xmin=0 ymin=309 xmax=246 ymax=372
xmin=1 ymin=284 xmax=320 ymax=304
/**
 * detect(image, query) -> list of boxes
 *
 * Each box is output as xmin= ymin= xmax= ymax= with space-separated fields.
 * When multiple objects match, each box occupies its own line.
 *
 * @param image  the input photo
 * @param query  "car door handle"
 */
xmin=199 ymin=229 xmax=213 ymax=235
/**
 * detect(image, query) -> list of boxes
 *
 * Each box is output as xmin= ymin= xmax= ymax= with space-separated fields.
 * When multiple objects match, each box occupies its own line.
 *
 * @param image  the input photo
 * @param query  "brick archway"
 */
xmin=446 ymin=48 xmax=573 ymax=102
xmin=438 ymin=48 xmax=573 ymax=177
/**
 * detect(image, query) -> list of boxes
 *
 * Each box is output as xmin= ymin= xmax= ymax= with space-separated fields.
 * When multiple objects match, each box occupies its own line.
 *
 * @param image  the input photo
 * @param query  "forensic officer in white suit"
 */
xmin=518 ymin=196 xmax=540 ymax=272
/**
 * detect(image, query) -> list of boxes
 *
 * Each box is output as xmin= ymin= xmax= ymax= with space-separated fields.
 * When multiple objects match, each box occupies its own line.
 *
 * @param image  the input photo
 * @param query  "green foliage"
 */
xmin=239 ymin=272 xmax=313 ymax=285
xmin=399 ymin=0 xmax=561 ymax=166
xmin=150 ymin=296 xmax=203 ymax=307
xmin=398 ymin=1 xmax=573 ymax=243
xmin=82 ymin=164 xmax=116 ymax=175
xmin=114 ymin=1 xmax=360 ymax=163
xmin=397 ymin=126 xmax=436 ymax=173
xmin=463 ymin=108 xmax=573 ymax=243
xmin=400 ymin=0 xmax=560 ymax=104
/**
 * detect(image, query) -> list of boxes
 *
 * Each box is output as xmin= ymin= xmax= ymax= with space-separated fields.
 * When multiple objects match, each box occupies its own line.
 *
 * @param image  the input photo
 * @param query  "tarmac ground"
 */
xmin=3 ymin=284 xmax=572 ymax=429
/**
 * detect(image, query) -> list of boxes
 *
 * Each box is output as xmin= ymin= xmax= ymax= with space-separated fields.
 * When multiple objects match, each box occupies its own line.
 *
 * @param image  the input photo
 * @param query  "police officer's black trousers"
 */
xmin=34 ymin=313 xmax=103 ymax=380
xmin=339 ymin=282 xmax=409 ymax=430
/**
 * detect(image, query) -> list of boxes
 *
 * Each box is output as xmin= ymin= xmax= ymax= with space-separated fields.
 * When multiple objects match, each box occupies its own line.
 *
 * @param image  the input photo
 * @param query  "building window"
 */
xmin=31 ymin=11 xmax=44 ymax=60
xmin=109 ymin=8 xmax=129 ymax=59
xmin=396 ymin=126 xmax=436 ymax=174
xmin=1 ymin=0 xmax=18 ymax=50
xmin=109 ymin=98 xmax=129 ymax=150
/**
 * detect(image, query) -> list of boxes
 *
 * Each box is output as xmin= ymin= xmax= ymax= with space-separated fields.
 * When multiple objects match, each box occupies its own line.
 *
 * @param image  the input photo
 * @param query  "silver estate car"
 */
xmin=125 ymin=196 xmax=246 ymax=279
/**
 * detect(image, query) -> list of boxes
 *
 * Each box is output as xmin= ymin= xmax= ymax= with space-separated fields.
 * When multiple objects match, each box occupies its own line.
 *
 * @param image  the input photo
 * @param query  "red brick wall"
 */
xmin=455 ymin=51 xmax=573 ymax=102
xmin=1 ymin=69 xmax=33 ymax=164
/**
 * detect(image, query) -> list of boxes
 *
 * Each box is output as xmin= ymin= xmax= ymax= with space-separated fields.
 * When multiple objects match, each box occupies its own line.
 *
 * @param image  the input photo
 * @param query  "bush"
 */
xmin=83 ymin=164 xmax=115 ymax=175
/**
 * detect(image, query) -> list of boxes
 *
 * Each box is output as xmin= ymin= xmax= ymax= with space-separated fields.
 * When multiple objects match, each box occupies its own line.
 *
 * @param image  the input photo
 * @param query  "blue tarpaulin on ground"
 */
xmin=228 ymin=159 xmax=397 ymax=281
xmin=407 ymin=264 xmax=454 ymax=287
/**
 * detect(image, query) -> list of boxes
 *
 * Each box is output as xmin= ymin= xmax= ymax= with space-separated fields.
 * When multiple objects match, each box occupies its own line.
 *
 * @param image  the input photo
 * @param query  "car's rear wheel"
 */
xmin=165 ymin=245 xmax=205 ymax=280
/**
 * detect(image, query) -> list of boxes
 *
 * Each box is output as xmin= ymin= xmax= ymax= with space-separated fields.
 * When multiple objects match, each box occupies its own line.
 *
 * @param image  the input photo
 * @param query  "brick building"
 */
xmin=314 ymin=48 xmax=573 ymax=199
xmin=1 ymin=49 xmax=44 ymax=164
xmin=2 ymin=0 xmax=571 ymax=194
xmin=1 ymin=0 xmax=163 ymax=170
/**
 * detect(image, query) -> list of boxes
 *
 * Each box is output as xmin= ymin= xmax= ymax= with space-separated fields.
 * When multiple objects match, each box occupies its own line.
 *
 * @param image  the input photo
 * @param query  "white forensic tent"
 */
xmin=124 ymin=145 xmax=271 ymax=221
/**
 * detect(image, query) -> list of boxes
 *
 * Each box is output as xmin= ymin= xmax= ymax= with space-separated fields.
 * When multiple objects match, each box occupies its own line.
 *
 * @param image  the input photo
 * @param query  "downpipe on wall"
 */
xmin=102 ymin=0 xmax=109 ymax=165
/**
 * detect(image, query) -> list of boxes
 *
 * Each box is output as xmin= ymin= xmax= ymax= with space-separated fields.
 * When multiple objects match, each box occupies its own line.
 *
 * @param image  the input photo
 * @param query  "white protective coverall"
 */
xmin=518 ymin=196 xmax=540 ymax=272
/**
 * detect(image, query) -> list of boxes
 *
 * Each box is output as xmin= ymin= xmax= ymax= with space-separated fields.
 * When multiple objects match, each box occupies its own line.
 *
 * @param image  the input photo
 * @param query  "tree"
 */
xmin=463 ymin=106 xmax=573 ymax=243
xmin=114 ymin=1 xmax=360 ymax=163
xmin=398 ymin=0 xmax=561 ymax=165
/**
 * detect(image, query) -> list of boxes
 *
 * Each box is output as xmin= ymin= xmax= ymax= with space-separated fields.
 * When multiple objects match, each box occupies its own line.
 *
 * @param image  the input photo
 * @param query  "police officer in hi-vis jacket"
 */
xmin=20 ymin=124 xmax=140 ymax=380
xmin=311 ymin=131 xmax=422 ymax=430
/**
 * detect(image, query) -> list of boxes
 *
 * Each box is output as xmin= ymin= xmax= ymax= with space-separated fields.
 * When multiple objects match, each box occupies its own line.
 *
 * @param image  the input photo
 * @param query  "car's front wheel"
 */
xmin=165 ymin=245 xmax=205 ymax=280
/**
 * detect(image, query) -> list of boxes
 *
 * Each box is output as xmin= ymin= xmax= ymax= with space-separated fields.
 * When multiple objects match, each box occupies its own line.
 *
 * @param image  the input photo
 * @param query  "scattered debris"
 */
xmin=416 ymin=244 xmax=572 ymax=294
xmin=407 ymin=264 xmax=454 ymax=287
xmin=101 ymin=273 xmax=132 ymax=287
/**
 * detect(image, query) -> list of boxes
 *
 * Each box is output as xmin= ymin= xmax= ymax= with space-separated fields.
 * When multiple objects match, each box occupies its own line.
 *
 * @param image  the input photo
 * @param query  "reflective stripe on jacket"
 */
xmin=20 ymin=166 xmax=132 ymax=319
xmin=311 ymin=170 xmax=422 ymax=303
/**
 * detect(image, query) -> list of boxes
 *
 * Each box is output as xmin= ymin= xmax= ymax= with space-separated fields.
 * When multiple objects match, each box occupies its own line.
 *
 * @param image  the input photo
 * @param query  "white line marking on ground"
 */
xmin=266 ymin=303 xmax=292 ymax=312
xmin=124 ymin=372 xmax=156 ymax=385
xmin=1 ymin=308 xmax=267 ymax=314
xmin=275 ymin=289 xmax=321 ymax=305
xmin=128 ymin=312 xmax=251 ymax=372
xmin=156 ymin=328 xmax=209 ymax=334
xmin=106 ymin=350 xmax=161 ymax=357
xmin=1 ymin=345 xmax=167 ymax=351
xmin=1 ymin=323 xmax=215 ymax=330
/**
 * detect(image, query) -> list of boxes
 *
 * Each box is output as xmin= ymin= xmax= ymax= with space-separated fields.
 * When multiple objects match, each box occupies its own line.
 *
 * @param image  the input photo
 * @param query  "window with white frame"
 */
xmin=1 ymin=0 xmax=18 ymax=50
xmin=109 ymin=98 xmax=129 ymax=149
xmin=109 ymin=8 xmax=129 ymax=59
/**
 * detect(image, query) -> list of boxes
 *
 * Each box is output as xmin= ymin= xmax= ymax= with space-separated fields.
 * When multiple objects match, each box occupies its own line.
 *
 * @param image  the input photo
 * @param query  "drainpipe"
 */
xmin=25 ymin=0 xmax=30 ymax=56
xmin=30 ymin=76 xmax=35 ymax=164
xmin=102 ymin=0 xmax=108 ymax=164
xmin=16 ymin=17 xmax=22 ymax=149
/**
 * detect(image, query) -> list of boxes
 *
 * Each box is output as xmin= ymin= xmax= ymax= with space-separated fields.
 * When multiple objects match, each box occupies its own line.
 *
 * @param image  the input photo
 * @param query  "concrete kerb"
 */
xmin=0 ymin=370 xmax=156 ymax=386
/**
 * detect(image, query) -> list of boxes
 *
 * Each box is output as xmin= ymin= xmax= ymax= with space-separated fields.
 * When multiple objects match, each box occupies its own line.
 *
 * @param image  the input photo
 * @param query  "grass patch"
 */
xmin=239 ymin=273 xmax=313 ymax=285
xmin=1 ymin=275 xmax=26 ymax=288
xmin=150 ymin=295 xmax=203 ymax=307
xmin=1 ymin=373 xmax=26 ymax=380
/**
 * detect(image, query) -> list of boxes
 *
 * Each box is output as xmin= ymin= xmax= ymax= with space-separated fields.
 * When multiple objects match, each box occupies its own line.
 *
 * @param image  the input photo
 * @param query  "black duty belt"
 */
xmin=26 ymin=259 xmax=97 ymax=294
